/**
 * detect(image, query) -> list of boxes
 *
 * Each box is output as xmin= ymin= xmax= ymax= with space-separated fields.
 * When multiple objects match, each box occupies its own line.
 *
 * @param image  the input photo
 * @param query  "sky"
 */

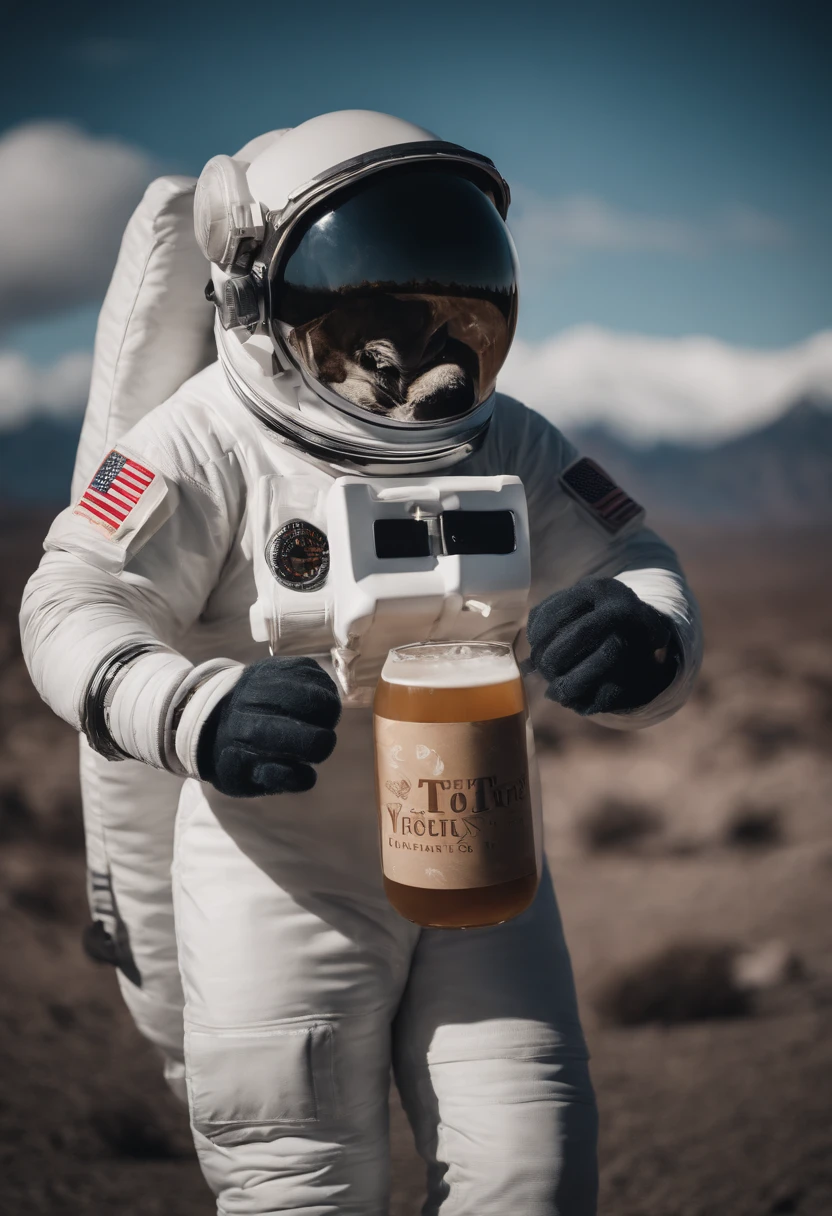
xmin=0 ymin=0 xmax=830 ymax=440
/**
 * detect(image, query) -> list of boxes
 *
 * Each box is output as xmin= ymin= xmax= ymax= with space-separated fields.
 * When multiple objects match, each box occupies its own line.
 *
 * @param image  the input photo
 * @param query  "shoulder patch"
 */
xmin=559 ymin=457 xmax=644 ymax=534
xmin=46 ymin=446 xmax=174 ymax=575
xmin=74 ymin=450 xmax=158 ymax=536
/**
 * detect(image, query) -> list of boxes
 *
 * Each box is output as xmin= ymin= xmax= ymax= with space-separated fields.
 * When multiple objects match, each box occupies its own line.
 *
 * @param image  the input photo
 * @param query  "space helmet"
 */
xmin=194 ymin=110 xmax=518 ymax=472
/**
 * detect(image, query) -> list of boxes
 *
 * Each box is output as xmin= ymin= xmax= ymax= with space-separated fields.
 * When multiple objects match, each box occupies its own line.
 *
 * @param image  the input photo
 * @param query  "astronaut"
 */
xmin=21 ymin=111 xmax=701 ymax=1215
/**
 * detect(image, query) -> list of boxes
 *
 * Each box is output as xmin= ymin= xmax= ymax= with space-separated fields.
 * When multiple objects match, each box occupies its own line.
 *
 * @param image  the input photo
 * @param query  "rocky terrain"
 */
xmin=1 ymin=511 xmax=831 ymax=1215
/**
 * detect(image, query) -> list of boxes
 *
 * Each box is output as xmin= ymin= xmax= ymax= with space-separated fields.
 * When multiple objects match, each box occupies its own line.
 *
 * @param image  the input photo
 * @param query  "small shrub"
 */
xmin=725 ymin=806 xmax=783 ymax=849
xmin=47 ymin=1002 xmax=76 ymax=1030
xmin=0 ymin=785 xmax=32 ymax=843
xmin=10 ymin=872 xmax=62 ymax=920
xmin=741 ymin=648 xmax=785 ymax=679
xmin=579 ymin=798 xmax=663 ymax=853
xmin=769 ymin=1191 xmax=803 ymax=1214
xmin=738 ymin=717 xmax=802 ymax=761
xmin=690 ymin=673 xmax=715 ymax=705
xmin=597 ymin=940 xmax=751 ymax=1026
xmin=89 ymin=1102 xmax=176 ymax=1160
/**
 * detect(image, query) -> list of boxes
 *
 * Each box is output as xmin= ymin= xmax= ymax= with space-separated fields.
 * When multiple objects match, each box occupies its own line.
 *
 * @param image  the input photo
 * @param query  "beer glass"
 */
xmin=373 ymin=641 xmax=539 ymax=928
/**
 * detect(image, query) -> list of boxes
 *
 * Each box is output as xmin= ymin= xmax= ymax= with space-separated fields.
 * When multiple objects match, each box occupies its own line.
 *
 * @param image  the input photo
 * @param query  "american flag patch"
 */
xmin=560 ymin=457 xmax=644 ymax=534
xmin=74 ymin=450 xmax=156 ymax=534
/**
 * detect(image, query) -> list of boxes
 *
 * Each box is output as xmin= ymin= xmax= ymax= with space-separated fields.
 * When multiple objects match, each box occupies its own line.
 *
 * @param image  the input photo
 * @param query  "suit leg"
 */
xmin=173 ymin=780 xmax=416 ymax=1215
xmin=393 ymin=868 xmax=598 ymax=1215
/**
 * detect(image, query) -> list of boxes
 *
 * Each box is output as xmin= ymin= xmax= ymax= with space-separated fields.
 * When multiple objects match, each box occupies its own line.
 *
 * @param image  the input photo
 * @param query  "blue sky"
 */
xmin=0 ymin=0 xmax=829 ymax=369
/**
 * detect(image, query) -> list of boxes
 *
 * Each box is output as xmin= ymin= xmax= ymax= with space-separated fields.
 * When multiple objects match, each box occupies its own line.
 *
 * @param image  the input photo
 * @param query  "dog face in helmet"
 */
xmin=287 ymin=294 xmax=486 ymax=422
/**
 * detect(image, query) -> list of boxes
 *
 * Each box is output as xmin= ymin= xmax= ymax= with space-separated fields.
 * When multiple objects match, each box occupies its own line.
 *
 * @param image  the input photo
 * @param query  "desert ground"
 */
xmin=1 ymin=511 xmax=830 ymax=1216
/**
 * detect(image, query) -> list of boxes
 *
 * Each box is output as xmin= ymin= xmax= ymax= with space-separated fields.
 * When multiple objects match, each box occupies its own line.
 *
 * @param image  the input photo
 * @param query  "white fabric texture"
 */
xmin=53 ymin=169 xmax=242 ymax=1113
xmin=60 ymin=174 xmax=216 ymax=1093
xmin=21 ymin=364 xmax=700 ymax=1214
xmin=172 ymin=660 xmax=245 ymax=778
xmin=72 ymin=175 xmax=215 ymax=497
xmin=107 ymin=649 xmax=193 ymax=769
xmin=173 ymin=767 xmax=597 ymax=1214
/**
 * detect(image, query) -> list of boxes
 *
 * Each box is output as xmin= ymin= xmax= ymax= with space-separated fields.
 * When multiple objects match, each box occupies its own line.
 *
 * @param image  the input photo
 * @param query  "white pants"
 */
xmin=172 ymin=764 xmax=598 ymax=1216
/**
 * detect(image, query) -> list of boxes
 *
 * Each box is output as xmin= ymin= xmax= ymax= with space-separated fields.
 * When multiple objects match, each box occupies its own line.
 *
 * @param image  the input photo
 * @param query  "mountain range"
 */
xmin=2 ymin=398 xmax=831 ymax=525
xmin=573 ymin=396 xmax=832 ymax=524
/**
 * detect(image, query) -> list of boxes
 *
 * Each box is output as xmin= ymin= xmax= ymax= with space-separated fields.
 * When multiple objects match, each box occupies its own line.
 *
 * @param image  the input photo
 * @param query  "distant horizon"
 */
xmin=3 ymin=352 xmax=830 ymax=526
xmin=2 ymin=323 xmax=830 ymax=445
xmin=3 ymin=320 xmax=830 ymax=445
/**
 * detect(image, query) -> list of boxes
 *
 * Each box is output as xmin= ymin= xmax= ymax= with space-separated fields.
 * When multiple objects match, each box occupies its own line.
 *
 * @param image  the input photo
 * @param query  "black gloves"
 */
xmin=526 ymin=577 xmax=679 ymax=716
xmin=197 ymin=656 xmax=341 ymax=798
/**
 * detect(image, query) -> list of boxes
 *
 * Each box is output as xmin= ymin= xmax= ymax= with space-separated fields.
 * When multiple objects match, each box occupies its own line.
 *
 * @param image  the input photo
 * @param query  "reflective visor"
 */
xmin=269 ymin=165 xmax=518 ymax=424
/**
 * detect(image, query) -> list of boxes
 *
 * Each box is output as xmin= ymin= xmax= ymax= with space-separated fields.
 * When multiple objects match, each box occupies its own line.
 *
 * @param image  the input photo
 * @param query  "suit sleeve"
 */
xmin=494 ymin=397 xmax=703 ymax=729
xmin=19 ymin=408 xmax=245 ymax=774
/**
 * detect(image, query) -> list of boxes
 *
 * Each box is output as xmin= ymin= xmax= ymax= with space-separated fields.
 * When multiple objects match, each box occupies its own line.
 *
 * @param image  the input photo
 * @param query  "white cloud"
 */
xmin=0 ymin=349 xmax=92 ymax=429
xmin=499 ymin=327 xmax=832 ymax=444
xmin=509 ymin=189 xmax=789 ymax=266
xmin=0 ymin=122 xmax=158 ymax=329
xmin=3 ymin=328 xmax=831 ymax=448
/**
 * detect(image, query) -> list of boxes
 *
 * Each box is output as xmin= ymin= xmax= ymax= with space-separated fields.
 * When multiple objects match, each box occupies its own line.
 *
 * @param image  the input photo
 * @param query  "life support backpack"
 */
xmin=71 ymin=174 xmax=215 ymax=496
xmin=72 ymin=129 xmax=289 ymax=493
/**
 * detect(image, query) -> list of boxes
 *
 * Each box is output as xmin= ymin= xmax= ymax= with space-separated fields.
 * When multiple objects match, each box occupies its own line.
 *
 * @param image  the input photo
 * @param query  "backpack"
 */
xmin=71 ymin=173 xmax=215 ymax=497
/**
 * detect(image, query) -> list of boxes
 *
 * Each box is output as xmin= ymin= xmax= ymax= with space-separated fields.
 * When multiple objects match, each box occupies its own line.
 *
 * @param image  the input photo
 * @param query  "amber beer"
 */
xmin=373 ymin=642 xmax=538 ymax=928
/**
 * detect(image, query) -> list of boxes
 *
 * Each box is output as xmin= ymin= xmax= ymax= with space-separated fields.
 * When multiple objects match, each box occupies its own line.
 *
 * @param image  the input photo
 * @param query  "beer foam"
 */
xmin=381 ymin=642 xmax=519 ymax=688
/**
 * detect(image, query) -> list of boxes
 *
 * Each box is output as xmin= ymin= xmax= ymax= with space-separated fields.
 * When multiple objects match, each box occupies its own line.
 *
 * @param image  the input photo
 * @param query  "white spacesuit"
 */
xmin=21 ymin=111 xmax=701 ymax=1215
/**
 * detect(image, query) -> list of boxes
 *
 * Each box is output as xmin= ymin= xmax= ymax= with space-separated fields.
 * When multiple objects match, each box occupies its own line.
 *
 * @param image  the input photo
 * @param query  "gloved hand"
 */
xmin=197 ymin=656 xmax=341 ymax=797
xmin=526 ymin=576 xmax=679 ymax=715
